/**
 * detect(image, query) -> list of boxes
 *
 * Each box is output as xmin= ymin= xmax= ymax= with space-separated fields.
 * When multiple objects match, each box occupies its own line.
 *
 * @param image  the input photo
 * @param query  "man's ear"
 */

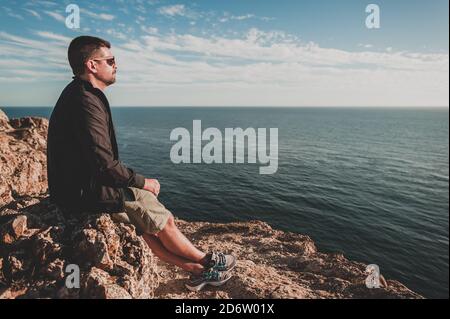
xmin=85 ymin=60 xmax=98 ymax=74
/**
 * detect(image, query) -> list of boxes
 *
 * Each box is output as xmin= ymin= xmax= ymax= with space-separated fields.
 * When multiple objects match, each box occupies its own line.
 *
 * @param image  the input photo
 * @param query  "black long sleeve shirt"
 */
xmin=47 ymin=77 xmax=145 ymax=214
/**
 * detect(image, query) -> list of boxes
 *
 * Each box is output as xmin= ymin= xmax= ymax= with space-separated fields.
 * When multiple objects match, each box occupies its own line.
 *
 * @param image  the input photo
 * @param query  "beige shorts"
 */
xmin=111 ymin=187 xmax=172 ymax=235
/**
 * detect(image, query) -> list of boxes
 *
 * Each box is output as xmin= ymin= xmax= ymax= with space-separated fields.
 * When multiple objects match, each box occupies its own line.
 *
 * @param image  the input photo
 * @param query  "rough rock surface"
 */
xmin=0 ymin=109 xmax=422 ymax=299
xmin=0 ymin=197 xmax=158 ymax=299
xmin=0 ymin=109 xmax=48 ymax=207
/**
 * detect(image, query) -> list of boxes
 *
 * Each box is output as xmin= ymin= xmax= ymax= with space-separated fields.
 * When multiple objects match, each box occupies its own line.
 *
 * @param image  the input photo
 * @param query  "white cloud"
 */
xmin=44 ymin=10 xmax=65 ymax=23
xmin=0 ymin=29 xmax=448 ymax=106
xmin=232 ymin=14 xmax=255 ymax=21
xmin=11 ymin=69 xmax=66 ymax=78
xmin=358 ymin=43 xmax=373 ymax=49
xmin=158 ymin=4 xmax=185 ymax=17
xmin=7 ymin=12 xmax=24 ymax=20
xmin=2 ymin=6 xmax=24 ymax=20
xmin=157 ymin=4 xmax=198 ymax=19
xmin=0 ymin=59 xmax=36 ymax=68
xmin=0 ymin=31 xmax=45 ymax=48
xmin=133 ymin=29 xmax=447 ymax=75
xmin=0 ymin=31 xmax=69 ymax=75
xmin=141 ymin=26 xmax=159 ymax=35
xmin=113 ymin=30 xmax=450 ymax=106
xmin=31 ymin=1 xmax=57 ymax=7
xmin=106 ymin=29 xmax=127 ymax=40
xmin=81 ymin=9 xmax=115 ymax=21
xmin=25 ymin=9 xmax=42 ymax=20
xmin=220 ymin=13 xmax=274 ymax=23
xmin=34 ymin=31 xmax=71 ymax=43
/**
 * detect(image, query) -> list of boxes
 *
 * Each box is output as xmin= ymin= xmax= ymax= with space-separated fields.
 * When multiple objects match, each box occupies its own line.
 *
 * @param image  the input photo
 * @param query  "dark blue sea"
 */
xmin=3 ymin=106 xmax=449 ymax=299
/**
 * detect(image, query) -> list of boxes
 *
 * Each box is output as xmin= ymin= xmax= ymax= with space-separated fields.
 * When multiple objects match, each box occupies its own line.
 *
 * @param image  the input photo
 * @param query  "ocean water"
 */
xmin=3 ymin=106 xmax=449 ymax=299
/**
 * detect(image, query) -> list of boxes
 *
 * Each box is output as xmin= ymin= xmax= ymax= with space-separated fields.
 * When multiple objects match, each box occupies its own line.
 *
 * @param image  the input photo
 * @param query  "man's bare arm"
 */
xmin=143 ymin=178 xmax=160 ymax=196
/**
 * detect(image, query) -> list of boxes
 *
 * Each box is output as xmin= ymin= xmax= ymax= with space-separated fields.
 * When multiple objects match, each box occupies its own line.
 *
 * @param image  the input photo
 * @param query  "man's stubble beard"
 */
xmin=105 ymin=73 xmax=116 ymax=86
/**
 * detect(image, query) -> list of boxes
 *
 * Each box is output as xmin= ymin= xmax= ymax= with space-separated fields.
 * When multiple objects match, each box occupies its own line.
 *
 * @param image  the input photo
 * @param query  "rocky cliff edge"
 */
xmin=0 ymin=108 xmax=422 ymax=299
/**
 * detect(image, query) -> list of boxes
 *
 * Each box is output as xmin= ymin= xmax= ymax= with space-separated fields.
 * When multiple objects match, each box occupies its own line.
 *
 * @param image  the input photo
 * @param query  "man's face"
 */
xmin=88 ymin=47 xmax=117 ymax=86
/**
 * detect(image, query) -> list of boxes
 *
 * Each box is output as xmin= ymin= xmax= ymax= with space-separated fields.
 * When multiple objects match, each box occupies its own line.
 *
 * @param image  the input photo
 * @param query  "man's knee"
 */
xmin=159 ymin=213 xmax=175 ymax=234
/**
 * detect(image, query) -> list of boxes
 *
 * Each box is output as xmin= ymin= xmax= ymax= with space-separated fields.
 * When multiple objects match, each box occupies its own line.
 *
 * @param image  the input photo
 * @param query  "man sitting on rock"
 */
xmin=47 ymin=36 xmax=236 ymax=292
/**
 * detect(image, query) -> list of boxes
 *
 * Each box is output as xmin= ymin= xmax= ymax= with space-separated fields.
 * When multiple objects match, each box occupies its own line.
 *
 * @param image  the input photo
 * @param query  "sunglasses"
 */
xmin=92 ymin=56 xmax=116 ymax=66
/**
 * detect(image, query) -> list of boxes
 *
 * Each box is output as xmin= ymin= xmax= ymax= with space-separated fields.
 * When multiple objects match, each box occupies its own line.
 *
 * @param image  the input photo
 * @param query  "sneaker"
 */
xmin=185 ymin=269 xmax=233 ymax=292
xmin=204 ymin=252 xmax=237 ymax=272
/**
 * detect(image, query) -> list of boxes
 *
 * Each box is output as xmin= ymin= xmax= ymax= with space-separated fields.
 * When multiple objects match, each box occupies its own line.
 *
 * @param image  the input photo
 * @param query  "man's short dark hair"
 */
xmin=68 ymin=36 xmax=111 ymax=76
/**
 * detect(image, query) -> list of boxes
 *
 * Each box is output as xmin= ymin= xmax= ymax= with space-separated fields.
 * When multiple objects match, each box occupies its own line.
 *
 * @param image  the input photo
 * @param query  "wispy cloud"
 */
xmin=0 ymin=0 xmax=448 ymax=107
xmin=141 ymin=26 xmax=159 ymax=35
xmin=157 ymin=4 xmax=199 ymax=19
xmin=358 ymin=43 xmax=374 ymax=49
xmin=105 ymin=29 xmax=127 ymax=40
xmin=31 ymin=1 xmax=58 ymax=7
xmin=220 ymin=13 xmax=274 ymax=23
xmin=81 ymin=8 xmax=115 ymax=21
xmin=233 ymin=14 xmax=255 ymax=20
xmin=25 ymin=9 xmax=42 ymax=20
xmin=132 ymin=29 xmax=448 ymax=73
xmin=34 ymin=31 xmax=71 ymax=43
xmin=44 ymin=10 xmax=65 ymax=23
xmin=7 ymin=12 xmax=24 ymax=20
xmin=0 ymin=30 xmax=70 ymax=82
xmin=1 ymin=27 xmax=448 ymax=106
xmin=2 ymin=6 xmax=24 ymax=20
xmin=108 ymin=29 xmax=448 ymax=106
xmin=158 ymin=4 xmax=186 ymax=17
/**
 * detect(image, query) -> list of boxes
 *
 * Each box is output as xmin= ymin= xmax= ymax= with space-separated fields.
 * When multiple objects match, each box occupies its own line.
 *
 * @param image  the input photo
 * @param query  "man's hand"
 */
xmin=143 ymin=178 xmax=160 ymax=197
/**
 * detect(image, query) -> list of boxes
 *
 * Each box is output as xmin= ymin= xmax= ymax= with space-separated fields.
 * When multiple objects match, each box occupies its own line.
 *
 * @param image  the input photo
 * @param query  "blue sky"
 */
xmin=0 ymin=0 xmax=448 ymax=106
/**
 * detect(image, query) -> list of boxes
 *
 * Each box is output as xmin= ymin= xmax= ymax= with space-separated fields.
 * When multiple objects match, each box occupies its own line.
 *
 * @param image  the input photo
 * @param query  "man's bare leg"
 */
xmin=155 ymin=215 xmax=208 ymax=264
xmin=143 ymin=233 xmax=205 ymax=275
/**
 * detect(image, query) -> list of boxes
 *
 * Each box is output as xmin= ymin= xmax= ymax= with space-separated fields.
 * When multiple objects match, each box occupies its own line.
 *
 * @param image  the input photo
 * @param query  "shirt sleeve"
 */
xmin=74 ymin=96 xmax=145 ymax=189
